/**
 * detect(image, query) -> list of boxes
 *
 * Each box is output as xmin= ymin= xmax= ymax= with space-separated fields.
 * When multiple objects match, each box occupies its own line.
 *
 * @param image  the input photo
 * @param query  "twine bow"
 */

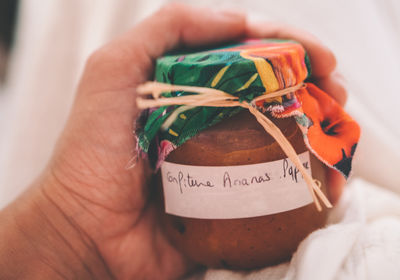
xmin=137 ymin=81 xmax=332 ymax=211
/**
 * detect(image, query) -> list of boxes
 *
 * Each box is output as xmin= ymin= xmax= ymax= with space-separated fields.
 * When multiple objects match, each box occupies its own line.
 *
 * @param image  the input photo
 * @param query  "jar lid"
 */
xmin=139 ymin=40 xmax=312 ymax=159
xmin=137 ymin=39 xmax=360 ymax=182
xmin=155 ymin=39 xmax=311 ymax=102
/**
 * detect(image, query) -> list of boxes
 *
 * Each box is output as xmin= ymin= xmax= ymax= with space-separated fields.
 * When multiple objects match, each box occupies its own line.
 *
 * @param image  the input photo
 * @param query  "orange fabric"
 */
xmin=296 ymin=83 xmax=361 ymax=177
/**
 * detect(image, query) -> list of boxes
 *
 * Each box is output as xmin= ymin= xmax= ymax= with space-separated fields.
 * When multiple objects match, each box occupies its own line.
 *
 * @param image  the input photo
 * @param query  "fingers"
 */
xmin=83 ymin=3 xmax=246 ymax=92
xmin=246 ymin=21 xmax=336 ymax=78
xmin=136 ymin=4 xmax=246 ymax=59
xmin=82 ymin=4 xmax=347 ymax=107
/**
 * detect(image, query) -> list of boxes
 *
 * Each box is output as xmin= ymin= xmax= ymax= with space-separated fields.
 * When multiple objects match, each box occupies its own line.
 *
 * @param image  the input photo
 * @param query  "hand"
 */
xmin=0 ymin=3 xmax=345 ymax=280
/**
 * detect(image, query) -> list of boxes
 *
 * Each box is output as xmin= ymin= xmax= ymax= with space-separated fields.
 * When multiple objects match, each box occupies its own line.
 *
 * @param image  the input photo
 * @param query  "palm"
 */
xmin=50 ymin=70 xmax=194 ymax=280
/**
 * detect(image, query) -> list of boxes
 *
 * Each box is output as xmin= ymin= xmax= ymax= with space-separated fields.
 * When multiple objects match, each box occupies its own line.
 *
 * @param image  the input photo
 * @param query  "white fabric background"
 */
xmin=0 ymin=0 xmax=399 ymax=279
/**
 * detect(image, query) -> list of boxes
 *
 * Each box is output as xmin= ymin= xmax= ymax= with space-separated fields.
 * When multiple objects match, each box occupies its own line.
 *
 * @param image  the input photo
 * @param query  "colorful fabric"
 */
xmin=137 ymin=39 xmax=360 ymax=178
xmin=294 ymin=84 xmax=360 ymax=177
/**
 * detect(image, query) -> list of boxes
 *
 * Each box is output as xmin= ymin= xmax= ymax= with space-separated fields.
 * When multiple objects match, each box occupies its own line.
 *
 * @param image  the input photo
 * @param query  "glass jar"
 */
xmin=136 ymin=39 xmax=360 ymax=270
xmin=157 ymin=110 xmax=330 ymax=269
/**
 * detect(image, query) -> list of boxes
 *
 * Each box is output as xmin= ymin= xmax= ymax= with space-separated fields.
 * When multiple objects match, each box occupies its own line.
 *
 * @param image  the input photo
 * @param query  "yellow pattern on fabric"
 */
xmin=236 ymin=73 xmax=259 ymax=92
xmin=168 ymin=129 xmax=178 ymax=137
xmin=211 ymin=65 xmax=230 ymax=87
xmin=241 ymin=50 xmax=282 ymax=103
xmin=240 ymin=51 xmax=279 ymax=92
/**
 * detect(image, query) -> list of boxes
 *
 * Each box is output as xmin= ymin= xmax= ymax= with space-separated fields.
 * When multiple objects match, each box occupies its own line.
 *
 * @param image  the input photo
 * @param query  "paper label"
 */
xmin=161 ymin=151 xmax=313 ymax=219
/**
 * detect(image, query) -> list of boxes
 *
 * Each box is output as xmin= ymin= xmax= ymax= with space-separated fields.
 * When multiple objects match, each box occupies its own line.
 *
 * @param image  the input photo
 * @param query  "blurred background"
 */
xmin=0 ymin=0 xmax=399 ymax=208
xmin=0 ymin=0 xmax=18 ymax=147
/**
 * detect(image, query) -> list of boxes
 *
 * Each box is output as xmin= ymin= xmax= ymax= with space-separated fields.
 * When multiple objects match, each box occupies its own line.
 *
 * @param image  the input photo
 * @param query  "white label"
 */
xmin=161 ymin=151 xmax=313 ymax=219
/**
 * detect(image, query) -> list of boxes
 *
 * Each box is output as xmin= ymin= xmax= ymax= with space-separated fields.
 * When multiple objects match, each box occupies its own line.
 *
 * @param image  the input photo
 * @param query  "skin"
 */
xmin=0 ymin=3 xmax=346 ymax=280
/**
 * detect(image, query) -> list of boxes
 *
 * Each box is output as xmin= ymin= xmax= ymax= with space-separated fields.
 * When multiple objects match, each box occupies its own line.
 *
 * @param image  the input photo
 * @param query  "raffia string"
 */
xmin=136 ymin=81 xmax=332 ymax=211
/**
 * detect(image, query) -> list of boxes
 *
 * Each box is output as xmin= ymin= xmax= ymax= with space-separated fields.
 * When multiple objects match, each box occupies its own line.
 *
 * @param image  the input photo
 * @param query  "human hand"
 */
xmin=0 ymin=3 xmax=346 ymax=280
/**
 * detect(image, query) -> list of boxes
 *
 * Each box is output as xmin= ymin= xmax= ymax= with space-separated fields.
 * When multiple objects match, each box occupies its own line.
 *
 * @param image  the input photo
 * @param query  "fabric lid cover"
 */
xmin=137 ymin=39 xmax=360 ymax=178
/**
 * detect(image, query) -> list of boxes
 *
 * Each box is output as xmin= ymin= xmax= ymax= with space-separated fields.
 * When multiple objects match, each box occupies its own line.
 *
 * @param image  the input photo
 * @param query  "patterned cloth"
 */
xmin=137 ymin=39 xmax=360 ymax=178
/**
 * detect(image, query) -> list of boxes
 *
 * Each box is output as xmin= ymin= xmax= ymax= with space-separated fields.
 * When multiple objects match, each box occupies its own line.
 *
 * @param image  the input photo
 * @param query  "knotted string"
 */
xmin=136 ymin=81 xmax=332 ymax=211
